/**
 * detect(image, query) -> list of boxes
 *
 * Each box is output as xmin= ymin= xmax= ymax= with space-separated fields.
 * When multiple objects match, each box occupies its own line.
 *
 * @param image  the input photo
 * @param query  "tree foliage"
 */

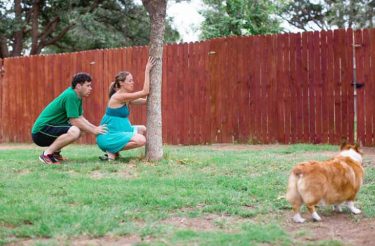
xmin=279 ymin=0 xmax=375 ymax=31
xmin=199 ymin=0 xmax=282 ymax=39
xmin=0 ymin=0 xmax=179 ymax=58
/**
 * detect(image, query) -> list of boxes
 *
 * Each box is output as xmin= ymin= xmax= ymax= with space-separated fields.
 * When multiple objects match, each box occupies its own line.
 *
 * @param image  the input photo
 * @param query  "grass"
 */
xmin=0 ymin=144 xmax=374 ymax=245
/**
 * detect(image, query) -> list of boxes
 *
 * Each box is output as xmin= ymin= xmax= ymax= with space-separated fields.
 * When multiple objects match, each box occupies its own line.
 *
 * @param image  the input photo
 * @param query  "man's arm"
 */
xmin=69 ymin=116 xmax=106 ymax=135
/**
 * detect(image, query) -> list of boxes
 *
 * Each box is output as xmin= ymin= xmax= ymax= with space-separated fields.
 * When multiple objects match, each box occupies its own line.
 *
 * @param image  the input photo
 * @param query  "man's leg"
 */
xmin=44 ymin=126 xmax=81 ymax=155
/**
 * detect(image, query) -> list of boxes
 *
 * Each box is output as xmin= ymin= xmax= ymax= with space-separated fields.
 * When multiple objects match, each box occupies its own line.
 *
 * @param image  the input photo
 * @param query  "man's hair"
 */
xmin=71 ymin=72 xmax=92 ymax=88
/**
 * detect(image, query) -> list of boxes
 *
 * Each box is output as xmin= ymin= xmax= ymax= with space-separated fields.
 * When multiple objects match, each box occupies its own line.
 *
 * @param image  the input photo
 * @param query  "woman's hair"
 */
xmin=108 ymin=71 xmax=130 ymax=98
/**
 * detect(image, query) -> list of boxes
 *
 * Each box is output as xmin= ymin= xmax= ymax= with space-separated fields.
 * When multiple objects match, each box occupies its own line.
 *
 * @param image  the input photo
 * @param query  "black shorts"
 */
xmin=32 ymin=124 xmax=72 ymax=147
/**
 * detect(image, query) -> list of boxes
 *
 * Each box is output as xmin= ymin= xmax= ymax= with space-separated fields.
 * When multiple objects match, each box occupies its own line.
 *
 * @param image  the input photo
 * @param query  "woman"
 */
xmin=97 ymin=57 xmax=156 ymax=160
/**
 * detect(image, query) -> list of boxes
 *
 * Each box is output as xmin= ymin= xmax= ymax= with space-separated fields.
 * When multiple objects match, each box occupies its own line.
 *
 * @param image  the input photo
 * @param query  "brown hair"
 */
xmin=108 ymin=71 xmax=130 ymax=98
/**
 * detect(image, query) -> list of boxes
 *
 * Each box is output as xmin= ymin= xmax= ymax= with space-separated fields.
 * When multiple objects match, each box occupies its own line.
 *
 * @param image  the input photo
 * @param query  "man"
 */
xmin=31 ymin=72 xmax=107 ymax=164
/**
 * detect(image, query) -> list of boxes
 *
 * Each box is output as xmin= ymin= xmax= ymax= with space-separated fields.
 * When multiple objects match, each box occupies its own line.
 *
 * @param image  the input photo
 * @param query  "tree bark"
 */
xmin=142 ymin=0 xmax=167 ymax=161
xmin=30 ymin=0 xmax=40 ymax=55
xmin=0 ymin=35 xmax=9 ymax=58
xmin=12 ymin=0 xmax=23 ymax=56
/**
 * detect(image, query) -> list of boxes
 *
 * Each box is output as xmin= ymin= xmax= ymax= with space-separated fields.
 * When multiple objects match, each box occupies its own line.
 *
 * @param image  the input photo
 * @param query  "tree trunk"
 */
xmin=12 ymin=0 xmax=23 ymax=56
xmin=30 ymin=0 xmax=40 ymax=55
xmin=142 ymin=0 xmax=167 ymax=161
xmin=0 ymin=35 xmax=9 ymax=58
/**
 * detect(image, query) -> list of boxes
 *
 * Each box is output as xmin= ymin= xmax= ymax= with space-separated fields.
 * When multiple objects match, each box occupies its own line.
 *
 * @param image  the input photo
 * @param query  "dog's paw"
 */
xmin=347 ymin=201 xmax=361 ymax=214
xmin=350 ymin=207 xmax=361 ymax=214
xmin=293 ymin=214 xmax=305 ymax=223
xmin=312 ymin=212 xmax=322 ymax=221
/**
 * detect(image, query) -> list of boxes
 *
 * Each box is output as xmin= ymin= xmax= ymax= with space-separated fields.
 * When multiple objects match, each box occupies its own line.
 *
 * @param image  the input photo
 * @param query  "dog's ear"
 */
xmin=340 ymin=141 xmax=348 ymax=150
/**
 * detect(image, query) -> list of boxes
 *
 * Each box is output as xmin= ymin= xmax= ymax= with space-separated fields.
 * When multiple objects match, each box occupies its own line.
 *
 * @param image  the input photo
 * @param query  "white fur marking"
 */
xmin=293 ymin=213 xmax=305 ymax=223
xmin=339 ymin=149 xmax=362 ymax=163
xmin=312 ymin=212 xmax=322 ymax=221
xmin=347 ymin=201 xmax=361 ymax=214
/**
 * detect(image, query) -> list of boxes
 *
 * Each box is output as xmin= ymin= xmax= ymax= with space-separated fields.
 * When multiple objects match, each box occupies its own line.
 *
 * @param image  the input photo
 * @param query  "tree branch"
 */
xmin=41 ymin=23 xmax=76 ymax=48
xmin=38 ymin=17 xmax=60 ymax=39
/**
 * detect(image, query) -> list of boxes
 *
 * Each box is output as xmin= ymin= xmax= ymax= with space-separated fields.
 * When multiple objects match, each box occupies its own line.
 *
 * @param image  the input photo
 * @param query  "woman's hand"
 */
xmin=145 ymin=56 xmax=157 ymax=72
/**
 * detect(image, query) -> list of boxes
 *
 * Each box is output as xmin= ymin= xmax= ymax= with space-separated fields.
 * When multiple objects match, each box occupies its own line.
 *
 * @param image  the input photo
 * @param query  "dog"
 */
xmin=286 ymin=143 xmax=364 ymax=223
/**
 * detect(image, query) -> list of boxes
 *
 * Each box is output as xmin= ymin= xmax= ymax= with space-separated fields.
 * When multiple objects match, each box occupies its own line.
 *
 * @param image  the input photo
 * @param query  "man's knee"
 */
xmin=67 ymin=126 xmax=81 ymax=140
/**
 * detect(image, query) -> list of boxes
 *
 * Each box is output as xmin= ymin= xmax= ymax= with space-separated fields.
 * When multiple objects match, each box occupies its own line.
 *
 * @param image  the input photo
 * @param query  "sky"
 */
xmin=167 ymin=0 xmax=205 ymax=42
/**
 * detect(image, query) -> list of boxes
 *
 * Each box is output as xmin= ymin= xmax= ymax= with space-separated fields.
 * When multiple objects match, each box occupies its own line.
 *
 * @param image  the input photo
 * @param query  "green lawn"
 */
xmin=0 ymin=144 xmax=374 ymax=245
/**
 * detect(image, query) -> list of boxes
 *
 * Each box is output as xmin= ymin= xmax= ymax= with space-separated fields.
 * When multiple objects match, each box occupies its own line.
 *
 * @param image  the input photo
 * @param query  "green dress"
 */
xmin=96 ymin=105 xmax=137 ymax=153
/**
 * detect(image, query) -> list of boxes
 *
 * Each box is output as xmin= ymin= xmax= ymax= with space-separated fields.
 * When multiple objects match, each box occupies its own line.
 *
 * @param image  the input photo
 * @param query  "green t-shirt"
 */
xmin=32 ymin=87 xmax=83 ymax=133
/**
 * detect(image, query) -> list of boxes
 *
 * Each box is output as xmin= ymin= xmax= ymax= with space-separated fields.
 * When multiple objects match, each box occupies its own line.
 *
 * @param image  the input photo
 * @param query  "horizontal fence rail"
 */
xmin=1 ymin=29 xmax=375 ymax=145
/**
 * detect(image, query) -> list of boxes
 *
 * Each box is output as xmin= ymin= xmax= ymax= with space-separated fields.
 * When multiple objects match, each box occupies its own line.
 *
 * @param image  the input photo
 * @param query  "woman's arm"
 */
xmin=130 ymin=97 xmax=147 ymax=105
xmin=115 ymin=57 xmax=156 ymax=102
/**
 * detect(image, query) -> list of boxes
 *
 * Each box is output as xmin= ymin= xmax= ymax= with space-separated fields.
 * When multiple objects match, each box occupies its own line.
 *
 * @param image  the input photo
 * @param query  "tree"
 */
xmin=0 ymin=0 xmax=180 ymax=58
xmin=0 ymin=0 xmax=95 ymax=58
xmin=45 ymin=0 xmax=180 ymax=53
xmin=199 ymin=0 xmax=282 ymax=40
xmin=279 ymin=0 xmax=375 ymax=32
xmin=142 ymin=0 xmax=166 ymax=161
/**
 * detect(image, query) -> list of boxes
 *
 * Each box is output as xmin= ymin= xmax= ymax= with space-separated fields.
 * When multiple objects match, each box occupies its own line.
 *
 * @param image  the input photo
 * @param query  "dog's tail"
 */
xmin=286 ymin=168 xmax=303 ymax=205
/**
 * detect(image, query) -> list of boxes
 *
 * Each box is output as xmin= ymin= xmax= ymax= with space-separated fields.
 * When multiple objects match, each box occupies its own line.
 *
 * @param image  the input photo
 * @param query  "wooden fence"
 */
xmin=1 ymin=28 xmax=375 ymax=146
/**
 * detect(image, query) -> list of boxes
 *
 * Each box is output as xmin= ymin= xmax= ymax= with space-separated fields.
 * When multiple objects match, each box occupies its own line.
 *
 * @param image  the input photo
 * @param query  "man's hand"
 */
xmin=95 ymin=124 xmax=108 ymax=135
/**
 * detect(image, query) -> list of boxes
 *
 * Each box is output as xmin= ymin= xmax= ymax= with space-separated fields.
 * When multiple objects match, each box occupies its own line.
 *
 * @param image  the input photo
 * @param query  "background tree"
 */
xmin=199 ymin=0 xmax=282 ymax=39
xmin=279 ymin=0 xmax=375 ymax=32
xmin=0 ymin=0 xmax=180 ymax=58
xmin=45 ymin=0 xmax=180 ymax=53
xmin=142 ymin=0 xmax=166 ymax=161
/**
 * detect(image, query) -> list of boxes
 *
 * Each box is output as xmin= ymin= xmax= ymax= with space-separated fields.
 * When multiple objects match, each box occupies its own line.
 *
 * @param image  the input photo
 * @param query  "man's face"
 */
xmin=77 ymin=81 xmax=92 ymax=97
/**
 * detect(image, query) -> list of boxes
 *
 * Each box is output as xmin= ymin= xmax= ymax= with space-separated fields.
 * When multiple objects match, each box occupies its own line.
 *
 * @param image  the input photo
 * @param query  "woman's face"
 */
xmin=121 ymin=74 xmax=134 ymax=92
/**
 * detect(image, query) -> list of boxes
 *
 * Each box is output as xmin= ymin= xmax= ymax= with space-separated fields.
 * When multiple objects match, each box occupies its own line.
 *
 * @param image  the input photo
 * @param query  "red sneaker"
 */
xmin=39 ymin=153 xmax=61 ymax=165
xmin=53 ymin=152 xmax=68 ymax=161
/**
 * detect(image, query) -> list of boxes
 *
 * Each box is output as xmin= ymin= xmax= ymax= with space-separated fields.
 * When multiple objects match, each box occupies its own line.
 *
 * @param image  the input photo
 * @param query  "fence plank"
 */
xmin=249 ymin=35 xmax=259 ymax=143
xmin=355 ymin=30 xmax=365 ymax=144
xmin=289 ymin=34 xmax=298 ymax=143
xmin=0 ymin=58 xmax=3 ymax=142
xmin=367 ymin=29 xmax=375 ymax=145
xmin=345 ymin=29 xmax=354 ymax=144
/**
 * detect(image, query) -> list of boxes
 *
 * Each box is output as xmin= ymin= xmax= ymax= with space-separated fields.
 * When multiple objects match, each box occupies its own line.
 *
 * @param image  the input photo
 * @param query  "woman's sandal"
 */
xmin=98 ymin=153 xmax=120 ymax=161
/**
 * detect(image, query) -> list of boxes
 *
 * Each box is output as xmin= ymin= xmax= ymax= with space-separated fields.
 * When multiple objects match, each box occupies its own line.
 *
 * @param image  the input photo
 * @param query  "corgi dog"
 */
xmin=286 ymin=143 xmax=364 ymax=223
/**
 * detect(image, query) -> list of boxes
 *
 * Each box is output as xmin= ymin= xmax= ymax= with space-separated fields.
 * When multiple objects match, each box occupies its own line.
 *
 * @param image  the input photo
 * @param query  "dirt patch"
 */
xmin=12 ymin=235 xmax=143 ymax=246
xmin=283 ymin=212 xmax=375 ymax=245
xmin=0 ymin=144 xmax=38 ymax=150
xmin=208 ymin=143 xmax=285 ymax=151
xmin=161 ymin=214 xmax=221 ymax=231
xmin=90 ymin=170 xmax=104 ymax=179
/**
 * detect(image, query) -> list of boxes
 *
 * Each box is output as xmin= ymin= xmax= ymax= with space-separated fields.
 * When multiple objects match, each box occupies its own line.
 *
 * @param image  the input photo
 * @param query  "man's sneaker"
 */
xmin=39 ymin=153 xmax=61 ymax=165
xmin=53 ymin=152 xmax=68 ymax=161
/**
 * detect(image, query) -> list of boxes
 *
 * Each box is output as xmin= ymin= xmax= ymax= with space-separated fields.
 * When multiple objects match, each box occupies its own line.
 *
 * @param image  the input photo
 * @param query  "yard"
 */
xmin=0 ymin=143 xmax=374 ymax=245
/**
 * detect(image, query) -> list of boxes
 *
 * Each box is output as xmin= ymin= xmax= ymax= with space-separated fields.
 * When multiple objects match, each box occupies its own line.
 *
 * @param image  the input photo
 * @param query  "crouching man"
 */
xmin=31 ymin=72 xmax=107 ymax=164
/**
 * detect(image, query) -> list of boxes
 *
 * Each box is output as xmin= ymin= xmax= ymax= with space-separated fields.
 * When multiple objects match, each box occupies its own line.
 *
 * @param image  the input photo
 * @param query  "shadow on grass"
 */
xmin=71 ymin=154 xmax=142 ymax=164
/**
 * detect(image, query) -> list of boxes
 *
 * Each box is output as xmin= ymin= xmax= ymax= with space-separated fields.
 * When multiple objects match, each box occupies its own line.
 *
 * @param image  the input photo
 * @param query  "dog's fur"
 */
xmin=286 ymin=143 xmax=364 ymax=223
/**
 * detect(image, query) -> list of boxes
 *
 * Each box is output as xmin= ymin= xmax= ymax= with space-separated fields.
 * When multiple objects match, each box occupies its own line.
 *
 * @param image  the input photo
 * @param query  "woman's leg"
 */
xmin=105 ymin=131 xmax=146 ymax=160
xmin=124 ymin=133 xmax=146 ymax=150
xmin=134 ymin=125 xmax=146 ymax=135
